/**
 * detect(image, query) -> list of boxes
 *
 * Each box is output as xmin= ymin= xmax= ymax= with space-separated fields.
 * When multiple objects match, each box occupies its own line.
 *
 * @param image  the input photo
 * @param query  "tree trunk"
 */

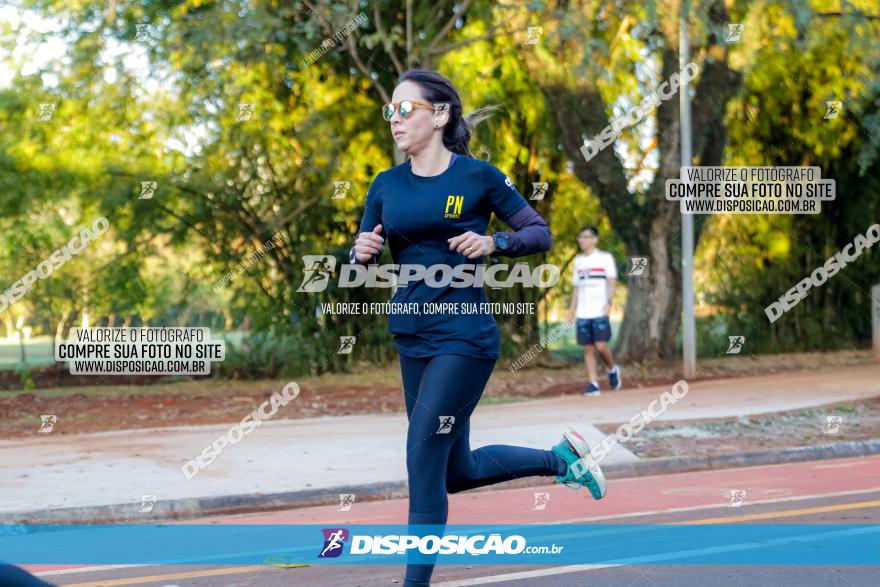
xmin=615 ymin=198 xmax=683 ymax=360
xmin=2 ymin=314 xmax=14 ymax=339
xmin=536 ymin=2 xmax=742 ymax=361
xmin=393 ymin=147 xmax=405 ymax=166
xmin=176 ymin=305 xmax=192 ymax=327
xmin=54 ymin=310 xmax=71 ymax=347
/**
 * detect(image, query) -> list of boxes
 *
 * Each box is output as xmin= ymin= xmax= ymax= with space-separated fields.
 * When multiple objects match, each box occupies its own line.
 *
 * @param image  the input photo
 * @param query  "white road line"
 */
xmin=434 ymin=564 xmax=623 ymax=586
xmin=812 ymin=461 xmax=872 ymax=469
xmin=34 ymin=565 xmax=146 ymax=577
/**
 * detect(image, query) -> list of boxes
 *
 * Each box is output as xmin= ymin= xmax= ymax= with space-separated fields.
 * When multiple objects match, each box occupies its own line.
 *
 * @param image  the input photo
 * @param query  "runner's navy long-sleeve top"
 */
xmin=352 ymin=155 xmax=551 ymax=360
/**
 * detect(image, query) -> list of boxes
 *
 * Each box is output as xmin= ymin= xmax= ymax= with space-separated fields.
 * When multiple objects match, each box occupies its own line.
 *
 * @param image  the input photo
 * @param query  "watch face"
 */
xmin=495 ymin=234 xmax=508 ymax=249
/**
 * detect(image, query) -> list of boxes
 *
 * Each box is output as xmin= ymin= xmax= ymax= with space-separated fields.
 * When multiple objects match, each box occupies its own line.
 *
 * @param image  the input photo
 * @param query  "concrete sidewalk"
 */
xmin=1 ymin=364 xmax=877 ymax=520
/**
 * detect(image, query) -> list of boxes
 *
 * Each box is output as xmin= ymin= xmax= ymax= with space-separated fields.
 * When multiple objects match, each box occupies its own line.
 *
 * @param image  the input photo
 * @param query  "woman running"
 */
xmin=350 ymin=70 xmax=606 ymax=586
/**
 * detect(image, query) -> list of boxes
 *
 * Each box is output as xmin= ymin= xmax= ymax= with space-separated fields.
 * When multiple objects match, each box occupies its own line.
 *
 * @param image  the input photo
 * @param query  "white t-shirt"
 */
xmin=572 ymin=250 xmax=618 ymax=319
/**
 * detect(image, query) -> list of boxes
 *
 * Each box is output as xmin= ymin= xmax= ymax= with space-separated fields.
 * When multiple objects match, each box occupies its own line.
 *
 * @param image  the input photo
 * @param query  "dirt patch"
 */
xmin=0 ymin=362 xmax=176 ymax=391
xmin=595 ymin=396 xmax=880 ymax=459
xmin=0 ymin=350 xmax=874 ymax=438
xmin=0 ymin=383 xmax=405 ymax=437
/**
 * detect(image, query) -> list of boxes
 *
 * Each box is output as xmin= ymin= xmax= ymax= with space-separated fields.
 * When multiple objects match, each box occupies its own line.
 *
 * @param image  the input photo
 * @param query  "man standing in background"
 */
xmin=568 ymin=225 xmax=622 ymax=396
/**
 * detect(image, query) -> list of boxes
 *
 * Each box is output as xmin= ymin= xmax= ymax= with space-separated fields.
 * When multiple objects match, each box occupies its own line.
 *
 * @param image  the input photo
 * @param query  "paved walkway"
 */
xmin=1 ymin=364 xmax=877 ymax=516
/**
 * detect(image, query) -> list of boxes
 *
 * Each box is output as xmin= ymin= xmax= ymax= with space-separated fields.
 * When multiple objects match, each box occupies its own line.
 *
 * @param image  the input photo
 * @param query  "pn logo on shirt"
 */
xmin=444 ymin=195 xmax=464 ymax=219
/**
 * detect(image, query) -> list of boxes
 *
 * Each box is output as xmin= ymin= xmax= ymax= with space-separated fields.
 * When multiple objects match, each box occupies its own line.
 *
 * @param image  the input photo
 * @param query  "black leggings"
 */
xmin=0 ymin=566 xmax=53 ymax=586
xmin=399 ymin=353 xmax=566 ymax=586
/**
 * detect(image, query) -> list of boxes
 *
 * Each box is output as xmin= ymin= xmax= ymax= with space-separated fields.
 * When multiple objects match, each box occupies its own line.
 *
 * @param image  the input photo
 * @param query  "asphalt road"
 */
xmin=24 ymin=454 xmax=880 ymax=586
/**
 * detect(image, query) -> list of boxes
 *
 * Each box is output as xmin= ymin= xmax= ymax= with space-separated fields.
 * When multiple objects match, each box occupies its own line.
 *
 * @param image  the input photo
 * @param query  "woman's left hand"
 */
xmin=448 ymin=231 xmax=496 ymax=259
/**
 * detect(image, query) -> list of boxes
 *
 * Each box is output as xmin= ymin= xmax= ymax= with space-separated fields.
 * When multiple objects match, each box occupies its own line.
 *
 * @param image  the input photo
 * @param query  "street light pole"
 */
xmin=680 ymin=0 xmax=697 ymax=379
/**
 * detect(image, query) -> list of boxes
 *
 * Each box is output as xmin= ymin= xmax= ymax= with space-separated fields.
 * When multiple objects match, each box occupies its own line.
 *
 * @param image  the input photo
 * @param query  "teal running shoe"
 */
xmin=551 ymin=427 xmax=607 ymax=499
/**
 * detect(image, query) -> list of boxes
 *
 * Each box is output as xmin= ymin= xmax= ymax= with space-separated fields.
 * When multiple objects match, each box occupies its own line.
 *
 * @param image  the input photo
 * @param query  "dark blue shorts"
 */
xmin=576 ymin=316 xmax=612 ymax=345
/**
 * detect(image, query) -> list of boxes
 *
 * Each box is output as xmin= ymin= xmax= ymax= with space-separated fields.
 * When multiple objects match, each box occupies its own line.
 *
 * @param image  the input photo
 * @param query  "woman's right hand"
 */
xmin=353 ymin=224 xmax=384 ymax=263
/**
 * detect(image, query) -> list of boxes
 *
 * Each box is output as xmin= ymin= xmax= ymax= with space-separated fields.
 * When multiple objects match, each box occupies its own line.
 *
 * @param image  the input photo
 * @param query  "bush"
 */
xmin=13 ymin=365 xmax=36 ymax=391
xmin=214 ymin=332 xmax=313 ymax=379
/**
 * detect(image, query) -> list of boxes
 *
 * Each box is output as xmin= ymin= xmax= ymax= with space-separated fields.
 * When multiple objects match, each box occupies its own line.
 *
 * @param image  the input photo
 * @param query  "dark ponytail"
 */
xmin=398 ymin=70 xmax=499 ymax=157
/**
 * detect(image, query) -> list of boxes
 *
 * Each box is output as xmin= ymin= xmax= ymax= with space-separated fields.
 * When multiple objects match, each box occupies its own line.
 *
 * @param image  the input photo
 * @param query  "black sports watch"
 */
xmin=492 ymin=232 xmax=509 ymax=253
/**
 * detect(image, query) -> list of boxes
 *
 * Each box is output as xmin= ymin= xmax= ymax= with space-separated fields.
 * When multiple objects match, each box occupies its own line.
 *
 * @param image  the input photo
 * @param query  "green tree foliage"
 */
xmin=1 ymin=0 xmax=877 ymax=379
xmin=698 ymin=1 xmax=880 ymax=353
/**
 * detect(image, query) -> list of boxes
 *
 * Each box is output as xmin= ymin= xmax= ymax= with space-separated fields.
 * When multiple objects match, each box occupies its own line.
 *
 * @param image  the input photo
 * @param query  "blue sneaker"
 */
xmin=551 ymin=427 xmax=607 ymax=499
xmin=608 ymin=366 xmax=622 ymax=390
xmin=583 ymin=382 xmax=601 ymax=396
